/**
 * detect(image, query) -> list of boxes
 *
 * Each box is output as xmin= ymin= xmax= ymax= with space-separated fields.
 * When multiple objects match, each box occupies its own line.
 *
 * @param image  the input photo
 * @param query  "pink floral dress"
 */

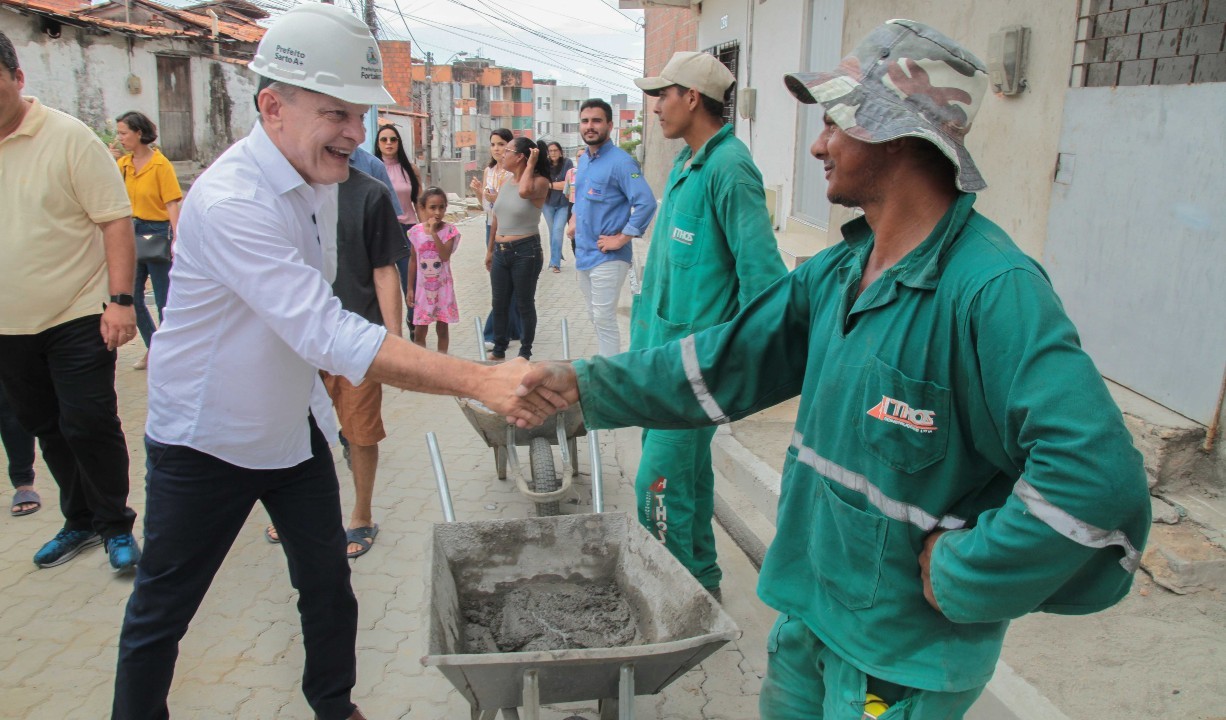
xmin=409 ymin=223 xmax=461 ymax=325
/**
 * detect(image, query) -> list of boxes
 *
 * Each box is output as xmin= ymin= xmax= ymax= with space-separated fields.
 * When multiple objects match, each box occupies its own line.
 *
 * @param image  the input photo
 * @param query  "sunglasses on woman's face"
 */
xmin=379 ymin=137 xmax=399 ymax=143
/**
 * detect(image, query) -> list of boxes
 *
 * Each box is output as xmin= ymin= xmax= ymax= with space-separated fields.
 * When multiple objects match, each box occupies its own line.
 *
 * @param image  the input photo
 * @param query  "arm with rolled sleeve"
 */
xmin=198 ymin=197 xmax=388 ymax=384
xmin=928 ymin=268 xmax=1150 ymax=624
xmin=714 ymin=169 xmax=787 ymax=307
xmin=577 ymin=267 xmax=807 ymax=430
xmin=612 ymin=157 xmax=657 ymax=238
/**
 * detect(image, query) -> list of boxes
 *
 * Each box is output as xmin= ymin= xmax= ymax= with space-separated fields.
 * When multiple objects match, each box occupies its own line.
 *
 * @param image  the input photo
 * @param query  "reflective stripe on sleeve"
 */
xmin=680 ymin=335 xmax=729 ymax=424
xmin=1013 ymin=479 xmax=1141 ymax=573
xmin=791 ymin=432 xmax=967 ymax=533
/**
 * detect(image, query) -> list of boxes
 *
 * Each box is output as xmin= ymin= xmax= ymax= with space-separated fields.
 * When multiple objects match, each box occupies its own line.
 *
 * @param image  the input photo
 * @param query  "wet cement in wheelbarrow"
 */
xmin=461 ymin=579 xmax=638 ymax=653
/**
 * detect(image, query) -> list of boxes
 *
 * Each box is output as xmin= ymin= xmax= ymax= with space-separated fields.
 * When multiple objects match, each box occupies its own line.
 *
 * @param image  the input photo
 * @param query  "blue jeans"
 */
xmin=0 ymin=389 xmax=35 ymax=488
xmin=542 ymin=202 xmax=570 ymax=269
xmin=490 ymin=235 xmax=543 ymax=359
xmin=133 ymin=219 xmax=172 ymax=349
xmin=483 ymin=222 xmax=522 ymax=342
xmin=114 ymin=418 xmax=357 ymax=720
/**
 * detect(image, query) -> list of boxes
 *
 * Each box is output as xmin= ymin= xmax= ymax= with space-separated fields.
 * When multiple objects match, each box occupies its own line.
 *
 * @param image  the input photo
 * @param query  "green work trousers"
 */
xmin=634 ymin=426 xmax=721 ymax=591
xmin=760 ymin=614 xmax=987 ymax=719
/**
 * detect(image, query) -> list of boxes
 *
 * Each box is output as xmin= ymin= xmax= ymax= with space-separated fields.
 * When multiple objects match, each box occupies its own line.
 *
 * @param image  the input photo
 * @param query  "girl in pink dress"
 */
xmin=407 ymin=188 xmax=460 ymax=353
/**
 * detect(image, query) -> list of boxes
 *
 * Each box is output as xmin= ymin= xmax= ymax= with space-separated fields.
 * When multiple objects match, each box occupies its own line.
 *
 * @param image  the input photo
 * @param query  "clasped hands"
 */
xmin=483 ymin=359 xmax=581 ymax=428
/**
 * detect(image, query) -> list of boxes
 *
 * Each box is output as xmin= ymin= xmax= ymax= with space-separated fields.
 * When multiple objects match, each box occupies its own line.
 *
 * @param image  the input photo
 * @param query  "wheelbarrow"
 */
xmin=422 ymin=434 xmax=742 ymax=720
xmin=455 ymin=318 xmax=593 ymax=516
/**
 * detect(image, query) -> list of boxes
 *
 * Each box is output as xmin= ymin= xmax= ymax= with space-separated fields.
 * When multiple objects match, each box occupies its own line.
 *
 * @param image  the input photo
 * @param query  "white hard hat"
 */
xmin=249 ymin=2 xmax=395 ymax=106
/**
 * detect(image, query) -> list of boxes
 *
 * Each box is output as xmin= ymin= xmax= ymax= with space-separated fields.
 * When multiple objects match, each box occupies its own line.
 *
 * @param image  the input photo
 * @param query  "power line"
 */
xmin=383 ymin=6 xmax=639 ymax=94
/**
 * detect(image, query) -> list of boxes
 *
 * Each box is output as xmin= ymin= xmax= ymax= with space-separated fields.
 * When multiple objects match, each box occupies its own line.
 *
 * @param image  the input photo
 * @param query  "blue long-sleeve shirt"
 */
xmin=349 ymin=146 xmax=403 ymax=218
xmin=573 ymin=140 xmax=657 ymax=271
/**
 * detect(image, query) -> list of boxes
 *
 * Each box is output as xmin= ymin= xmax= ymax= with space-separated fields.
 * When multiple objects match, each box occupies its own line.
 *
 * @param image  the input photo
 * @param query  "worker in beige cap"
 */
xmin=624 ymin=51 xmax=785 ymax=602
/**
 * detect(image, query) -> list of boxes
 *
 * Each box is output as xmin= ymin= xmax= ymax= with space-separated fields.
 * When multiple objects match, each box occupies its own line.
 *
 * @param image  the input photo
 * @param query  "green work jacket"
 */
xmin=576 ymin=192 xmax=1150 ymax=692
xmin=630 ymin=123 xmax=786 ymax=351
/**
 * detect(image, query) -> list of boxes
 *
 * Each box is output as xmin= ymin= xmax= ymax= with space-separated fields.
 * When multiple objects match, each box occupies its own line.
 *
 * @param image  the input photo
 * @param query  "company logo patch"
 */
xmin=671 ymin=227 xmax=694 ymax=245
xmin=867 ymin=395 xmax=938 ymax=433
xmin=366 ymin=46 xmax=379 ymax=66
xmin=648 ymin=476 xmax=668 ymax=541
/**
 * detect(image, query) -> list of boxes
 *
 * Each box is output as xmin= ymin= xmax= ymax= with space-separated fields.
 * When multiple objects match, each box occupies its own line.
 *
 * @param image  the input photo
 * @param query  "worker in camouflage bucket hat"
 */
xmin=512 ymin=17 xmax=1149 ymax=720
xmin=784 ymin=18 xmax=988 ymax=192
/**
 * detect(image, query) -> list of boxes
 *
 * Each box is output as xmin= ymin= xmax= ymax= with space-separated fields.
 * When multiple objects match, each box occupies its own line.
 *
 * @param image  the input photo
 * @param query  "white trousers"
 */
xmin=577 ymin=260 xmax=630 ymax=357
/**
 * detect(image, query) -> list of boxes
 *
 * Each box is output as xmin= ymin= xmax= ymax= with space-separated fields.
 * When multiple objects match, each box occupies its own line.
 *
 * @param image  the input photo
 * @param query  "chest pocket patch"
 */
xmin=855 ymin=356 xmax=950 ymax=474
xmin=667 ymin=210 xmax=705 ymax=268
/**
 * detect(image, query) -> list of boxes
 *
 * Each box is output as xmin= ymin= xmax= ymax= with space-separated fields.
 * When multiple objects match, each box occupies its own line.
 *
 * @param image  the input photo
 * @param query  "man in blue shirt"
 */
xmin=567 ymin=99 xmax=657 ymax=356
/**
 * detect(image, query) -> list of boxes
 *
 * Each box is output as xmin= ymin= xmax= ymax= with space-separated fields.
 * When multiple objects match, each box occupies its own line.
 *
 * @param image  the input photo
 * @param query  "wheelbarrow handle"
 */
xmin=426 ymin=432 xmax=456 ymax=523
xmin=590 ymin=429 xmax=604 ymax=514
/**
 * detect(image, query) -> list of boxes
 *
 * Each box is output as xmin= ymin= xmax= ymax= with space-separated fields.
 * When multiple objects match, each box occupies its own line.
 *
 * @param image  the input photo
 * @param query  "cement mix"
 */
xmin=462 ymin=579 xmax=638 ymax=653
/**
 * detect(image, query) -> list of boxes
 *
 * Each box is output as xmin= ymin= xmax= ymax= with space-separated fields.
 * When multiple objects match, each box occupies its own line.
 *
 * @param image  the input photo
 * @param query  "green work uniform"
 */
xmin=629 ymin=123 xmax=786 ymax=591
xmin=577 ymin=192 xmax=1149 ymax=714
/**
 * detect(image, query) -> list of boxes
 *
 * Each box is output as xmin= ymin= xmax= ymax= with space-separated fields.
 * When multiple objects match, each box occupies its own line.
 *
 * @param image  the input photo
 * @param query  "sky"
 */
xmin=333 ymin=0 xmax=647 ymax=99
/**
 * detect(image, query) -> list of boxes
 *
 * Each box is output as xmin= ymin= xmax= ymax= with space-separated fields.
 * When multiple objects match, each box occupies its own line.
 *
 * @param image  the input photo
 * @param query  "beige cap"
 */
xmin=635 ymin=51 xmax=734 ymax=102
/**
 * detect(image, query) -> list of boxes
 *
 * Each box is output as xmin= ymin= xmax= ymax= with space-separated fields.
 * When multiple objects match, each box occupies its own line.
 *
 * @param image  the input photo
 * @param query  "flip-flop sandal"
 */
xmin=551 ymin=266 xmax=561 ymax=273
xmin=346 ymin=524 xmax=379 ymax=559
xmin=265 ymin=525 xmax=281 ymax=544
xmin=10 ymin=488 xmax=40 ymax=517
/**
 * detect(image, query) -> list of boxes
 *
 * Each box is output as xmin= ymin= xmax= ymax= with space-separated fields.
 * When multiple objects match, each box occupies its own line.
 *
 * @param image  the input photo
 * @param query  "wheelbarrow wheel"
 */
xmin=495 ymin=446 xmax=508 ymax=480
xmin=530 ymin=436 xmax=560 ymax=516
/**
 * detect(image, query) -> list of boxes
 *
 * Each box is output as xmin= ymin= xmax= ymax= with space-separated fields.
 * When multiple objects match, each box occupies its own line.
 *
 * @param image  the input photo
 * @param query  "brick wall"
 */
xmin=641 ymin=5 xmax=699 ymax=196
xmin=378 ymin=40 xmax=414 ymax=108
xmin=1074 ymin=0 xmax=1226 ymax=85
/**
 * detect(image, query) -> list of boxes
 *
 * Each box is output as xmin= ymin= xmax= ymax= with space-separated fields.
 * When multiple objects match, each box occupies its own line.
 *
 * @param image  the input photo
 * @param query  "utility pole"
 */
xmin=362 ymin=0 xmax=379 ymax=155
xmin=425 ymin=51 xmax=433 ymax=185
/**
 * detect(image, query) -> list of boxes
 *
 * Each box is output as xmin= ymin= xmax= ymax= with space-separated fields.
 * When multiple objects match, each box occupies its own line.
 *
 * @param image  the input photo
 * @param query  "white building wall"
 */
xmin=2 ymin=13 xmax=257 ymax=167
xmin=534 ymin=83 xmax=587 ymax=153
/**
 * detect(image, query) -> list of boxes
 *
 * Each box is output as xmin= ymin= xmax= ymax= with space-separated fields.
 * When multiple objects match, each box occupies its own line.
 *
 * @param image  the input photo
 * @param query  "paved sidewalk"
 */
xmin=0 ymin=215 xmax=775 ymax=719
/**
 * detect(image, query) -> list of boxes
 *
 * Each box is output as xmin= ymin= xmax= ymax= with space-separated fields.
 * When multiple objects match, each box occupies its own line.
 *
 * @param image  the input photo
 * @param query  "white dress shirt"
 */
xmin=146 ymin=123 xmax=387 ymax=469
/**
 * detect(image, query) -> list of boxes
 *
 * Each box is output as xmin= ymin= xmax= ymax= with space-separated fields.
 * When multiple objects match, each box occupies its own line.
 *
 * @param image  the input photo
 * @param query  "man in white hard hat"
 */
xmin=111 ymin=5 xmax=564 ymax=719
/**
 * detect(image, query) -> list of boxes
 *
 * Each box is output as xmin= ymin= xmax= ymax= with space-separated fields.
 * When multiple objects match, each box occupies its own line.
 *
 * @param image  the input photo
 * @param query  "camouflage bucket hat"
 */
xmin=784 ymin=19 xmax=988 ymax=192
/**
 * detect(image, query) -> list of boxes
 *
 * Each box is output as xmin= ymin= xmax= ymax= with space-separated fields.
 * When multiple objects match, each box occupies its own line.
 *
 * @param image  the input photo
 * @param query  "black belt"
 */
xmin=493 ymin=234 xmax=540 ymax=251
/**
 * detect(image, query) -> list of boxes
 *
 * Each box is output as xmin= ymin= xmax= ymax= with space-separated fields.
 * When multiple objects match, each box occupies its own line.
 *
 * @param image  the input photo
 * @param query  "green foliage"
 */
xmin=619 ymin=139 xmax=641 ymax=155
xmin=94 ymin=127 xmax=116 ymax=147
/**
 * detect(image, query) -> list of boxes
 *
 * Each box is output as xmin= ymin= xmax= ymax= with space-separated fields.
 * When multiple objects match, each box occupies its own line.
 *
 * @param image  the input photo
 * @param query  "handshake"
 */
xmin=479 ymin=359 xmax=582 ymax=429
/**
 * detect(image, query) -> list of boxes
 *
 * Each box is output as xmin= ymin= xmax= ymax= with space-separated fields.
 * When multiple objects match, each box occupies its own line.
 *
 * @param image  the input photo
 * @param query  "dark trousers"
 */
xmin=0 ymin=388 xmax=36 ymax=488
xmin=0 ymin=314 xmax=135 ymax=537
xmin=133 ymin=219 xmax=172 ymax=349
xmin=490 ymin=235 xmax=543 ymax=359
xmin=113 ymin=418 xmax=357 ymax=720
xmin=483 ymin=221 xmax=522 ymax=343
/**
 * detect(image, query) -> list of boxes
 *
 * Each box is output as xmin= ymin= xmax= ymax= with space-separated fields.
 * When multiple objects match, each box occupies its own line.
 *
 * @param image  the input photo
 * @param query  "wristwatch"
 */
xmin=108 ymin=294 xmax=135 ymax=306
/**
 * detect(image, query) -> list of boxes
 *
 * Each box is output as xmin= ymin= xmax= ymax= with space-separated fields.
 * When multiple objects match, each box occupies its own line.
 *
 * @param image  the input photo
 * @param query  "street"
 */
xmin=0 ymin=215 xmax=774 ymax=719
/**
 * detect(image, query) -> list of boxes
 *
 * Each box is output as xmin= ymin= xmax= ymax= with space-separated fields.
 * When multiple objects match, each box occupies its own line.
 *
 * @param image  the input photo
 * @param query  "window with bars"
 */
xmin=702 ymin=41 xmax=740 ymax=126
xmin=1072 ymin=0 xmax=1226 ymax=86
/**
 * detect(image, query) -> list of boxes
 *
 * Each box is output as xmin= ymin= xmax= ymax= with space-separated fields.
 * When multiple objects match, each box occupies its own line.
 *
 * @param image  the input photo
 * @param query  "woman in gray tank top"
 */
xmin=486 ymin=137 xmax=551 ymax=360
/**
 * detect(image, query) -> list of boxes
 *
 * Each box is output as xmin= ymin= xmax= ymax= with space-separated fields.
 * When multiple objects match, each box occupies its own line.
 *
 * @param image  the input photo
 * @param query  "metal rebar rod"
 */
xmin=522 ymin=669 xmax=540 ymax=720
xmin=474 ymin=317 xmax=485 ymax=361
xmin=590 ymin=429 xmax=604 ymax=513
xmin=426 ymin=432 xmax=456 ymax=523
xmin=561 ymin=318 xmax=570 ymax=360
xmin=618 ymin=663 xmax=634 ymax=720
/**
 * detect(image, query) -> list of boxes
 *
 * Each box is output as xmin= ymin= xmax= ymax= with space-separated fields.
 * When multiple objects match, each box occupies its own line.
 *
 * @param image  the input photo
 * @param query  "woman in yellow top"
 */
xmin=111 ymin=111 xmax=183 ymax=370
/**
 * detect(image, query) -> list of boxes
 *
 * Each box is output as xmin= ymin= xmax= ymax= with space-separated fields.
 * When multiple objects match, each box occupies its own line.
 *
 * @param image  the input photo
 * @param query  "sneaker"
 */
xmin=132 ymin=352 xmax=148 ymax=370
xmin=105 ymin=533 xmax=142 ymax=573
xmin=33 ymin=528 xmax=102 ymax=568
xmin=484 ymin=341 xmax=494 ymax=351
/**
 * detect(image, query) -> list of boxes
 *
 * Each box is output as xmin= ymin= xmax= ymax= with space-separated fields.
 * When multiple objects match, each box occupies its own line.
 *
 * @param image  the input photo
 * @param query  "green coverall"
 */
xmin=577 ymin=192 xmax=1150 ymax=718
xmin=629 ymin=123 xmax=786 ymax=591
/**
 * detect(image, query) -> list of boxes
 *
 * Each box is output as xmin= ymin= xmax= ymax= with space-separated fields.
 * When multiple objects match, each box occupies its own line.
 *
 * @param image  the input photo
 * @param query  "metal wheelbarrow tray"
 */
xmin=421 ymin=512 xmax=741 ymax=717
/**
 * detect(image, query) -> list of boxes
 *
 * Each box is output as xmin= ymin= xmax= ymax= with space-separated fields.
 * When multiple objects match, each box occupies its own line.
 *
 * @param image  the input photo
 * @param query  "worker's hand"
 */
xmin=516 ymin=361 xmax=580 ymax=415
xmin=918 ymin=529 xmax=948 ymax=615
xmin=100 ymin=303 xmax=137 ymax=351
xmin=597 ymin=233 xmax=631 ymax=253
xmin=485 ymin=250 xmax=494 ymax=272
xmin=479 ymin=358 xmax=568 ymax=428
